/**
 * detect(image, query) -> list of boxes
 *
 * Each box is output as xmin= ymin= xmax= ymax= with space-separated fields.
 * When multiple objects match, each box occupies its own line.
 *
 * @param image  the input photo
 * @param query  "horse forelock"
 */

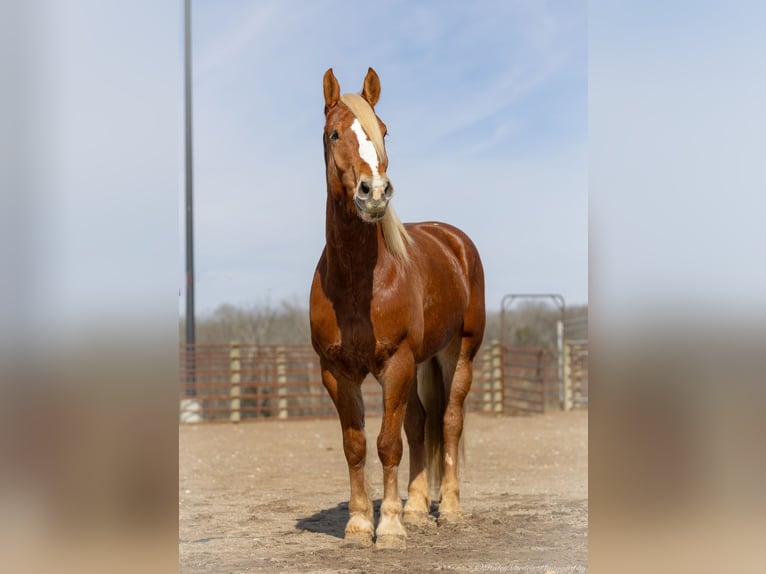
xmin=339 ymin=93 xmax=387 ymax=164
xmin=339 ymin=92 xmax=412 ymax=263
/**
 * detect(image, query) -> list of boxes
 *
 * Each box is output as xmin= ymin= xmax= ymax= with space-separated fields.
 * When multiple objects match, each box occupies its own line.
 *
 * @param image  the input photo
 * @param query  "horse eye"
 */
xmin=329 ymin=130 xmax=339 ymax=142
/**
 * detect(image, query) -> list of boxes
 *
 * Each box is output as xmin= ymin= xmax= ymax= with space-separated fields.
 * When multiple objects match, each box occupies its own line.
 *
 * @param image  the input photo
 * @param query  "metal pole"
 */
xmin=184 ymin=0 xmax=196 ymax=397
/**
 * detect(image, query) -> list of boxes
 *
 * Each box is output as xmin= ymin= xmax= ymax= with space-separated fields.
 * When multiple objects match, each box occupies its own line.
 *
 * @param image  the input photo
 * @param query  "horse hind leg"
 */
xmin=437 ymin=335 xmax=477 ymax=524
xmin=402 ymin=364 xmax=432 ymax=527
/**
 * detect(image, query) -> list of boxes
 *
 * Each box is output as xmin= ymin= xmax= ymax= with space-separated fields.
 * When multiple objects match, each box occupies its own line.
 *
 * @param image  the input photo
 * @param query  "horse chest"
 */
xmin=316 ymin=296 xmax=408 ymax=380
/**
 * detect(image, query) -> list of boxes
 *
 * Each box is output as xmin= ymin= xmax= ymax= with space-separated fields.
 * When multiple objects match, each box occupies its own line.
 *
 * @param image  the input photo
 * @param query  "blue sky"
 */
xmin=6 ymin=1 xmax=764 ymax=337
xmin=590 ymin=0 xmax=766 ymax=319
xmin=186 ymin=0 xmax=588 ymax=314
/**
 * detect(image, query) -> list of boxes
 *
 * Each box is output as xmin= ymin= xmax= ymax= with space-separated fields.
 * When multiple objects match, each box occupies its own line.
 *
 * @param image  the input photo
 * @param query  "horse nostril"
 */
xmin=359 ymin=182 xmax=371 ymax=198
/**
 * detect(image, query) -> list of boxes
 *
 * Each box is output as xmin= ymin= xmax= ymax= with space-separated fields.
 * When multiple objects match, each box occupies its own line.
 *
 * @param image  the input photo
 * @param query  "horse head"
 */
xmin=322 ymin=67 xmax=393 ymax=223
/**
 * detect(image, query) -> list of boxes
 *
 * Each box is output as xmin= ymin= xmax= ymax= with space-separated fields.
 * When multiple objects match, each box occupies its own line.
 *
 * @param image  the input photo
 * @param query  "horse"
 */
xmin=309 ymin=67 xmax=485 ymax=549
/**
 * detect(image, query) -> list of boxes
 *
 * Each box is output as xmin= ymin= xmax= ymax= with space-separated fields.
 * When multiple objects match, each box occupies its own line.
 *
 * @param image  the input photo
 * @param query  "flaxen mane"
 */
xmin=340 ymin=93 xmax=413 ymax=263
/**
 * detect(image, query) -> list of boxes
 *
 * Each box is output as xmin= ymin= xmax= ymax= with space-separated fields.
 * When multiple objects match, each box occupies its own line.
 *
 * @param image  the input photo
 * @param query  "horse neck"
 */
xmin=323 ymin=182 xmax=384 ymax=287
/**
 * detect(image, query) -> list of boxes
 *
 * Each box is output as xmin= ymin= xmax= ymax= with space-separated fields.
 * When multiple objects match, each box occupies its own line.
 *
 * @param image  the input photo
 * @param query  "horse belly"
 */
xmin=417 ymin=303 xmax=465 ymax=362
xmin=415 ymin=252 xmax=472 ymax=361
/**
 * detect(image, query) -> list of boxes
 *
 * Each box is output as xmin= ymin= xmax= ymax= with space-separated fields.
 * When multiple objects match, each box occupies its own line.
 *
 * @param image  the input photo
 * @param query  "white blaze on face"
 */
xmin=350 ymin=118 xmax=386 ymax=196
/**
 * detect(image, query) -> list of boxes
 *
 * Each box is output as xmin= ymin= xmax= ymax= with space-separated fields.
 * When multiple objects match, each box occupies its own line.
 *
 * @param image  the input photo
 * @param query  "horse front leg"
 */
xmin=320 ymin=362 xmax=373 ymax=547
xmin=375 ymin=345 xmax=416 ymax=549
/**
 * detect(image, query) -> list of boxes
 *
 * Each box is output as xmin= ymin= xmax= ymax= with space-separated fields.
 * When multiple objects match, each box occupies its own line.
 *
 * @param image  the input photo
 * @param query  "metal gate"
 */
xmin=499 ymin=293 xmax=588 ymax=411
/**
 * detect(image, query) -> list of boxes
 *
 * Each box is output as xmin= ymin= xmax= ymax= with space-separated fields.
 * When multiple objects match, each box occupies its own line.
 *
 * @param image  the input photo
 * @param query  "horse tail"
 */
xmin=418 ymin=357 xmax=446 ymax=494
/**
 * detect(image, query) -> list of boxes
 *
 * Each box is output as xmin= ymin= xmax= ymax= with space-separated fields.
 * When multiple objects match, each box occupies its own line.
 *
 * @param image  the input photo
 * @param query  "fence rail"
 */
xmin=179 ymin=341 xmax=586 ymax=423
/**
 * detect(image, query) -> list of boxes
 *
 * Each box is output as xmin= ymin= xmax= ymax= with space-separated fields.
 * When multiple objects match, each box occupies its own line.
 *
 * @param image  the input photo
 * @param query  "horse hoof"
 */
xmin=437 ymin=510 xmax=463 ymax=526
xmin=402 ymin=510 xmax=431 ymax=528
xmin=375 ymin=534 xmax=407 ymax=550
xmin=342 ymin=531 xmax=373 ymax=548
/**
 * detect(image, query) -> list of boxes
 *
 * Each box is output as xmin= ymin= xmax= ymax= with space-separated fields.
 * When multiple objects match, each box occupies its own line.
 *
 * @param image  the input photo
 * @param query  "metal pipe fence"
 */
xmin=179 ymin=341 xmax=585 ymax=423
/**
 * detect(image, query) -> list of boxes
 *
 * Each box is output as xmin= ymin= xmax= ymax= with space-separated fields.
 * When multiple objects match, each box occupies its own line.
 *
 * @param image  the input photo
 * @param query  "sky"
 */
xmin=9 ymin=1 xmax=763 ymax=337
xmin=186 ymin=0 xmax=588 ymax=315
xmin=590 ymin=0 xmax=766 ymax=321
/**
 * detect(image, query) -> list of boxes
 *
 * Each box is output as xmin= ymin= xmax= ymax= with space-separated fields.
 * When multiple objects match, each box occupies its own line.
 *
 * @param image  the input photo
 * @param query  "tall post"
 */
xmin=184 ymin=0 xmax=196 ymax=396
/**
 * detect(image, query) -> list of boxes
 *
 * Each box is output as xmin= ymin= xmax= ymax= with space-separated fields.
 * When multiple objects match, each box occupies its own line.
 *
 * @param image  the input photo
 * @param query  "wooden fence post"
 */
xmin=230 ymin=341 xmax=241 ymax=422
xmin=563 ymin=342 xmax=573 ymax=411
xmin=307 ymin=359 xmax=316 ymax=414
xmin=491 ymin=340 xmax=503 ymax=413
xmin=481 ymin=344 xmax=492 ymax=412
xmin=537 ymin=350 xmax=546 ymax=414
xmin=277 ymin=345 xmax=288 ymax=419
xmin=557 ymin=319 xmax=564 ymax=410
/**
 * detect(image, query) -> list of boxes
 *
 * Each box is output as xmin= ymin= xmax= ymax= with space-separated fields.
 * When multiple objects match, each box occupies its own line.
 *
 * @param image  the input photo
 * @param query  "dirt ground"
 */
xmin=179 ymin=410 xmax=588 ymax=573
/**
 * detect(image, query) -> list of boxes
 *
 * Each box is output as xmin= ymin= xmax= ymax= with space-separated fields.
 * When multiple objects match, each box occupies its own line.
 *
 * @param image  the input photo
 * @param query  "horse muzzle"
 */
xmin=354 ymin=178 xmax=393 ymax=222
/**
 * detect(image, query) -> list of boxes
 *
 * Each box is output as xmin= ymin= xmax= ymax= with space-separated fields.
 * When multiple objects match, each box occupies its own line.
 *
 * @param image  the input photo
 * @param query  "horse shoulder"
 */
xmin=309 ymin=257 xmax=341 ymax=354
xmin=369 ymin=257 xmax=424 ymax=354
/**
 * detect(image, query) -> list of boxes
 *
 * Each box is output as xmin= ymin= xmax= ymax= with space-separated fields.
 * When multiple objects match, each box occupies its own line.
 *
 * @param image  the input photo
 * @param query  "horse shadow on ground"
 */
xmin=295 ymin=499 xmax=440 ymax=539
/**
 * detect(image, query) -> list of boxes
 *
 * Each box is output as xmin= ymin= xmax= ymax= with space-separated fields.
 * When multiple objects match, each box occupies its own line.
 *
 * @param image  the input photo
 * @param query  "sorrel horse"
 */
xmin=310 ymin=68 xmax=485 ymax=549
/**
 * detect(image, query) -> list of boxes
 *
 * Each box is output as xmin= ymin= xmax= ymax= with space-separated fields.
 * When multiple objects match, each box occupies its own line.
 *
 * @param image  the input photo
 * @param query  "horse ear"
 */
xmin=361 ymin=67 xmax=380 ymax=107
xmin=323 ymin=68 xmax=340 ymax=114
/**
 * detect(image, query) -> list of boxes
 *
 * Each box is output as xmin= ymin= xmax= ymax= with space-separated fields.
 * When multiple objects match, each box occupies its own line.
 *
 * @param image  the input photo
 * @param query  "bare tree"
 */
xmin=180 ymin=300 xmax=587 ymax=348
xmin=180 ymin=299 xmax=311 ymax=344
